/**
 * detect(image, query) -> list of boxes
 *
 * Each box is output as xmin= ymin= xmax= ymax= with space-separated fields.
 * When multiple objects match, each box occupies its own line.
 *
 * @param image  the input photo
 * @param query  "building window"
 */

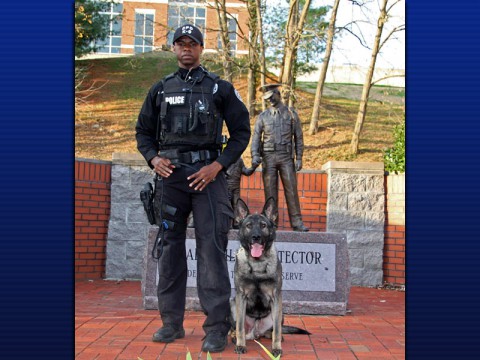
xmin=95 ymin=2 xmax=123 ymax=54
xmin=217 ymin=17 xmax=237 ymax=54
xmin=167 ymin=0 xmax=206 ymax=45
xmin=135 ymin=9 xmax=155 ymax=54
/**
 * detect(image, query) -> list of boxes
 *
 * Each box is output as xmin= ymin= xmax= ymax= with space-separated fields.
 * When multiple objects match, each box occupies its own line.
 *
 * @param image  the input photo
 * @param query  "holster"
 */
xmin=140 ymin=182 xmax=156 ymax=225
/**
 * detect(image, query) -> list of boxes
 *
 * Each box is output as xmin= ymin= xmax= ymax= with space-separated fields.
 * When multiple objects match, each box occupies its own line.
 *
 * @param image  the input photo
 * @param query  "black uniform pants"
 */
xmin=153 ymin=161 xmax=233 ymax=334
xmin=261 ymin=151 xmax=303 ymax=228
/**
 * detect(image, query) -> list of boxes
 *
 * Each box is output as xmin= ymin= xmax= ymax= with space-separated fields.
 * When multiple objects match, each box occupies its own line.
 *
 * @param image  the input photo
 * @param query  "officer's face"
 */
xmin=173 ymin=36 xmax=203 ymax=69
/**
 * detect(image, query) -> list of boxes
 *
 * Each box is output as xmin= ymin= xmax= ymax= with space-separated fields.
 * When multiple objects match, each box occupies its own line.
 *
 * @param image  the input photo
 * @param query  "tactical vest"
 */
xmin=156 ymin=71 xmax=222 ymax=149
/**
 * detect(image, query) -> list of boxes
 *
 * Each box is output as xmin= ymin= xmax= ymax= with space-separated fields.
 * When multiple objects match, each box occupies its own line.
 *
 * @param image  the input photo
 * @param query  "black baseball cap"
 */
xmin=173 ymin=24 xmax=204 ymax=46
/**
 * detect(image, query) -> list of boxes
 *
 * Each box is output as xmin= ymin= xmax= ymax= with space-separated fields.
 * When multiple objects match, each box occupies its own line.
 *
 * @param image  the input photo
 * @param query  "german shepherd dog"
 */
xmin=230 ymin=197 xmax=310 ymax=356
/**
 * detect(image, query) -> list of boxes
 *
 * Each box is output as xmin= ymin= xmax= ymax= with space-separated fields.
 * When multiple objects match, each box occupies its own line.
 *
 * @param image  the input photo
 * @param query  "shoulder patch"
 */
xmin=234 ymin=88 xmax=243 ymax=102
xmin=212 ymin=83 xmax=218 ymax=94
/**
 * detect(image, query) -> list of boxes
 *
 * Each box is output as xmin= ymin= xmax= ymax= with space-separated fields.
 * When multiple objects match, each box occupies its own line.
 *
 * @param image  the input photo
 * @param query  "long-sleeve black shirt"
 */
xmin=136 ymin=66 xmax=251 ymax=169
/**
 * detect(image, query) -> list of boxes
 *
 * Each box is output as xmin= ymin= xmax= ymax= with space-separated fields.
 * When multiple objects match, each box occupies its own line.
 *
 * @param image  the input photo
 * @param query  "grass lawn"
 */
xmin=75 ymin=51 xmax=405 ymax=169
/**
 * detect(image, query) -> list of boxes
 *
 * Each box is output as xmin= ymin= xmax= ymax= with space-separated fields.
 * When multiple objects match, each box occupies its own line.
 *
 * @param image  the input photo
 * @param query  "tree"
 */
xmin=294 ymin=6 xmax=329 ymax=64
xmin=213 ymin=0 xmax=233 ymax=82
xmin=246 ymin=0 xmax=260 ymax=115
xmin=231 ymin=0 xmax=268 ymax=114
xmin=280 ymin=0 xmax=313 ymax=105
xmin=75 ymin=0 xmax=116 ymax=58
xmin=350 ymin=0 xmax=405 ymax=154
xmin=245 ymin=0 xmax=269 ymax=113
xmin=255 ymin=0 xmax=268 ymax=111
xmin=209 ymin=1 xmax=263 ymax=113
xmin=263 ymin=2 xmax=327 ymax=83
xmin=308 ymin=0 xmax=341 ymax=135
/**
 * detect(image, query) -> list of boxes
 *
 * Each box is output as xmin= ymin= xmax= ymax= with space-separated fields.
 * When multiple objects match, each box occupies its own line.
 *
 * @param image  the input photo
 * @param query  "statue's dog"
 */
xmin=230 ymin=197 xmax=310 ymax=356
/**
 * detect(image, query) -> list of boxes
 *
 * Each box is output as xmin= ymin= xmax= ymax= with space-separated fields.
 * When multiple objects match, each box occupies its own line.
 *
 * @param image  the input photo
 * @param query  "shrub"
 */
xmin=384 ymin=117 xmax=405 ymax=174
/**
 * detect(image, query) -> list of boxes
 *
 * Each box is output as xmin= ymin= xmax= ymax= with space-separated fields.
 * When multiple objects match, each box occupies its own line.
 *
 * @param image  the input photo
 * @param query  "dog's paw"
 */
xmin=234 ymin=345 xmax=247 ymax=354
xmin=272 ymin=349 xmax=282 ymax=357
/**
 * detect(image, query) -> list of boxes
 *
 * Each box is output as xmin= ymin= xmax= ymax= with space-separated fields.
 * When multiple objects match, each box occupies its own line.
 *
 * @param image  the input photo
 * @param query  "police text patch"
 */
xmin=234 ymin=89 xmax=243 ymax=103
xmin=165 ymin=95 xmax=185 ymax=105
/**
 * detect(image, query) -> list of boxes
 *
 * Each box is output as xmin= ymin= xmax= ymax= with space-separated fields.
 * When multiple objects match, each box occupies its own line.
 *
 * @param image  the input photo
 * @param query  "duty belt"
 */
xmin=263 ymin=143 xmax=290 ymax=152
xmin=179 ymin=149 xmax=219 ymax=164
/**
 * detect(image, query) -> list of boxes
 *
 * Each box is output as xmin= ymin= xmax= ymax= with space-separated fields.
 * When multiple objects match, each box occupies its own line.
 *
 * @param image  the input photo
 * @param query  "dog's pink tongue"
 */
xmin=251 ymin=243 xmax=264 ymax=258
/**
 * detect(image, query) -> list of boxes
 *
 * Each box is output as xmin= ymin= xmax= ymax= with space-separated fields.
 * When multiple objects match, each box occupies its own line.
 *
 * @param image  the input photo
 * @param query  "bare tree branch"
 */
xmin=340 ymin=19 xmax=373 ymax=28
xmin=371 ymin=73 xmax=404 ymax=86
xmin=348 ymin=0 xmax=370 ymax=6
xmin=379 ymin=24 xmax=405 ymax=51
xmin=75 ymin=66 xmax=108 ymax=106
xmin=386 ymin=0 xmax=403 ymax=13
xmin=339 ymin=26 xmax=372 ymax=49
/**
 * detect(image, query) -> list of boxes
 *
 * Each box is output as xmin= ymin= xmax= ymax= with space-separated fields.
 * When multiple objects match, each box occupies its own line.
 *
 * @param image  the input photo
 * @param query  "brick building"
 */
xmin=95 ymin=0 xmax=249 ymax=56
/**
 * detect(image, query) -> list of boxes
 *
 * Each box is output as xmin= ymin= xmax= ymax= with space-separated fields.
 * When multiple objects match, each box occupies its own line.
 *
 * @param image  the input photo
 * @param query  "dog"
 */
xmin=230 ymin=197 xmax=310 ymax=356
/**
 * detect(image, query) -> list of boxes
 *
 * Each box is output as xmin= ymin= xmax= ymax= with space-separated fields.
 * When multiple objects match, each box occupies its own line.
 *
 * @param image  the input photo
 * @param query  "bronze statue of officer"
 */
xmin=250 ymin=84 xmax=308 ymax=232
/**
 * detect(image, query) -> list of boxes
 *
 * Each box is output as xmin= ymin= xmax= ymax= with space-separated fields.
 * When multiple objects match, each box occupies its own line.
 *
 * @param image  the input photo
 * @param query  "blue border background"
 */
xmin=0 ymin=0 xmax=479 ymax=358
xmin=407 ymin=0 xmax=480 ymax=358
xmin=0 ymin=1 xmax=73 ymax=358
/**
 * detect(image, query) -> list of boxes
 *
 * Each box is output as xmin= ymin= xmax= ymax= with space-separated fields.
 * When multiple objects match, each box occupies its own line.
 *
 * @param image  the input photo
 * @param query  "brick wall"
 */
xmin=75 ymin=159 xmax=112 ymax=280
xmin=74 ymin=157 xmax=405 ymax=285
xmin=384 ymin=174 xmax=405 ymax=285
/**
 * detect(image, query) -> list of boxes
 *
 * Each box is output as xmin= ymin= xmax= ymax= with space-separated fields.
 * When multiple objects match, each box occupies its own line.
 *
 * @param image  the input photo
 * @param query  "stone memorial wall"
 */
xmin=105 ymin=154 xmax=385 ymax=289
xmin=142 ymin=228 xmax=349 ymax=315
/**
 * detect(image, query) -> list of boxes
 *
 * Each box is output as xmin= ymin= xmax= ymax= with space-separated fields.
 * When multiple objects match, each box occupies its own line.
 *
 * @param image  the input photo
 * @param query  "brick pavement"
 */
xmin=75 ymin=280 xmax=404 ymax=360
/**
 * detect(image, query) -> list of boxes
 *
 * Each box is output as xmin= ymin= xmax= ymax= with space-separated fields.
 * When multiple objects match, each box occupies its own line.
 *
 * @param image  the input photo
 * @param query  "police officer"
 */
xmin=135 ymin=24 xmax=250 ymax=353
xmin=251 ymin=84 xmax=309 ymax=232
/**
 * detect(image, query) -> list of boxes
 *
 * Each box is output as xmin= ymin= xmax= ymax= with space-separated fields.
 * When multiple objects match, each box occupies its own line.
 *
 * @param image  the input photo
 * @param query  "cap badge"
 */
xmin=182 ymin=25 xmax=193 ymax=34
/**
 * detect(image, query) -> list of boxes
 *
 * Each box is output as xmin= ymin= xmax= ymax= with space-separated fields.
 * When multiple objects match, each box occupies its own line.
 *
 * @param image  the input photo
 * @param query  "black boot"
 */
xmin=201 ymin=330 xmax=227 ymax=353
xmin=293 ymin=223 xmax=309 ymax=232
xmin=152 ymin=325 xmax=185 ymax=343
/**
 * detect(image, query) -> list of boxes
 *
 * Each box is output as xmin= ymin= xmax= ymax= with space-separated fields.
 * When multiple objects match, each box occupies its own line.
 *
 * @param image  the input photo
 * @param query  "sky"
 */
xmin=267 ymin=0 xmax=405 ymax=70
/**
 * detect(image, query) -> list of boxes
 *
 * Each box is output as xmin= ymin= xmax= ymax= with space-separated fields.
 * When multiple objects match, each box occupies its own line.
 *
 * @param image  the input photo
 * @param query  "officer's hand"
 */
xmin=243 ymin=167 xmax=255 ymax=176
xmin=252 ymin=156 xmax=262 ymax=167
xmin=187 ymin=161 xmax=223 ymax=191
xmin=151 ymin=156 xmax=174 ymax=178
xmin=295 ymin=160 xmax=303 ymax=172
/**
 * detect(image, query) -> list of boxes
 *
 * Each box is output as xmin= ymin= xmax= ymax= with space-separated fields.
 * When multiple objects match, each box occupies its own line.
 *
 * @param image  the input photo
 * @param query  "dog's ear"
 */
xmin=234 ymin=198 xmax=250 ymax=224
xmin=262 ymin=197 xmax=278 ymax=224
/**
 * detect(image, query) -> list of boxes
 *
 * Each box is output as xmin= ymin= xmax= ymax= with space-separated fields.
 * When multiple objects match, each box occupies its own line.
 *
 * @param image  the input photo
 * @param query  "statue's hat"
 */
xmin=259 ymin=83 xmax=282 ymax=100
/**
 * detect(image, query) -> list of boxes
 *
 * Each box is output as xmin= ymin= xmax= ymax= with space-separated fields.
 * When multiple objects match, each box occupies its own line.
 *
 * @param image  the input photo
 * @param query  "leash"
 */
xmin=153 ymin=162 xmax=227 ymax=258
